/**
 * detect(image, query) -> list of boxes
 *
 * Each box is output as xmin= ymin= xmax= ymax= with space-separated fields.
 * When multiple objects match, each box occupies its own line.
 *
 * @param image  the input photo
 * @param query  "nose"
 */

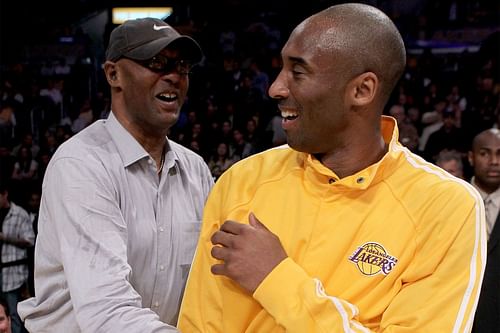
xmin=268 ymin=71 xmax=289 ymax=100
xmin=161 ymin=71 xmax=184 ymax=85
xmin=491 ymin=153 xmax=500 ymax=165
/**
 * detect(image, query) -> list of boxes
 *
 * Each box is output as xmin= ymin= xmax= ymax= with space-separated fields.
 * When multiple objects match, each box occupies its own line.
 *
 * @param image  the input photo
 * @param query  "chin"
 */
xmin=159 ymin=114 xmax=179 ymax=127
xmin=287 ymin=140 xmax=310 ymax=153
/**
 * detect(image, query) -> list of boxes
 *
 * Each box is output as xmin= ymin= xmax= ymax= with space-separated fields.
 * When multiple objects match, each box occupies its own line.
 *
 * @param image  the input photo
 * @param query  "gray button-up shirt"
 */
xmin=18 ymin=113 xmax=214 ymax=332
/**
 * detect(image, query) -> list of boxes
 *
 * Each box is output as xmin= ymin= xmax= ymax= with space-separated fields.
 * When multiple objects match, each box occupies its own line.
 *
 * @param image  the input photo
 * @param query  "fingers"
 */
xmin=248 ymin=212 xmax=269 ymax=230
xmin=211 ymin=263 xmax=226 ymax=276
xmin=220 ymin=220 xmax=245 ymax=234
xmin=212 ymin=221 xmax=251 ymax=246
xmin=211 ymin=229 xmax=234 ymax=247
xmin=213 ymin=220 xmax=246 ymax=246
xmin=211 ymin=245 xmax=227 ymax=260
xmin=211 ymin=246 xmax=230 ymax=277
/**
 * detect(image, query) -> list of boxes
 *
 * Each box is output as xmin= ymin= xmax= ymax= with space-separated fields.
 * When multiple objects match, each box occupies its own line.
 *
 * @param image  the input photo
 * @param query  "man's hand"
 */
xmin=210 ymin=212 xmax=287 ymax=294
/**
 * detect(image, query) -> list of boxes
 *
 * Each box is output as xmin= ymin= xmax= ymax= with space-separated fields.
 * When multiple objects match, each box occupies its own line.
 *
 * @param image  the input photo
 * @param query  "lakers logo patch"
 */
xmin=349 ymin=242 xmax=398 ymax=276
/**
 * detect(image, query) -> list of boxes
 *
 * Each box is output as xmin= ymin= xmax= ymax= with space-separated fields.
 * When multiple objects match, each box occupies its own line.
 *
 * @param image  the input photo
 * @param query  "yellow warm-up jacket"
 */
xmin=178 ymin=116 xmax=486 ymax=333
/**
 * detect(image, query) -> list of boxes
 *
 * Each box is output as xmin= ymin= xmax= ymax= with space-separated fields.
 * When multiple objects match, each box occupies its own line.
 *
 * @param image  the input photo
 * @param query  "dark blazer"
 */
xmin=473 ymin=211 xmax=500 ymax=333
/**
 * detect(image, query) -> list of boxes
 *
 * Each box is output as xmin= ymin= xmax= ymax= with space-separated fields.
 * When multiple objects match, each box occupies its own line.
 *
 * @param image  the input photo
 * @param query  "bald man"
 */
xmin=469 ymin=128 xmax=500 ymax=333
xmin=178 ymin=4 xmax=485 ymax=332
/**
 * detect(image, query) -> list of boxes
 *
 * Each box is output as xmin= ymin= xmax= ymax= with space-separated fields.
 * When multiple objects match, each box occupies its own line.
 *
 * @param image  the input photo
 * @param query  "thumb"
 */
xmin=249 ymin=212 xmax=268 ymax=230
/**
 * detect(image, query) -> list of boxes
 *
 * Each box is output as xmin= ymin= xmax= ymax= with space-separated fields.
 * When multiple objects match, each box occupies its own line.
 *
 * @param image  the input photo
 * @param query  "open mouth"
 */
xmin=281 ymin=110 xmax=298 ymax=121
xmin=157 ymin=92 xmax=178 ymax=102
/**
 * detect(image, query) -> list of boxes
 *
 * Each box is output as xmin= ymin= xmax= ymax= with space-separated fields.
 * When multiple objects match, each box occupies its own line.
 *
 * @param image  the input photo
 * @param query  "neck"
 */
xmin=113 ymin=111 xmax=168 ymax=166
xmin=318 ymin=135 xmax=387 ymax=179
xmin=475 ymin=178 xmax=499 ymax=195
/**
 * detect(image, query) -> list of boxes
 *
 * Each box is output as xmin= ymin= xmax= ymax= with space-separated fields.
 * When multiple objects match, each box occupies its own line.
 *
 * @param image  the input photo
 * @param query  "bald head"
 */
xmin=472 ymin=128 xmax=500 ymax=151
xmin=296 ymin=3 xmax=406 ymax=106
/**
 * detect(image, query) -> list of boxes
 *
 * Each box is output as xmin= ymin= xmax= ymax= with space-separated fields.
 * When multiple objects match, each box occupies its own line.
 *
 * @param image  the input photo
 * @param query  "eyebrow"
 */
xmin=287 ymin=56 xmax=307 ymax=65
xmin=477 ymin=147 xmax=500 ymax=152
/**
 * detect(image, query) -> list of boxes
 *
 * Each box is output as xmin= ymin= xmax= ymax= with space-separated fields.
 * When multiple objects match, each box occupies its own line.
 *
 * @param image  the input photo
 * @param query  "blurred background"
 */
xmin=0 ymin=0 xmax=499 ymax=201
xmin=2 ymin=0 xmax=498 ymax=101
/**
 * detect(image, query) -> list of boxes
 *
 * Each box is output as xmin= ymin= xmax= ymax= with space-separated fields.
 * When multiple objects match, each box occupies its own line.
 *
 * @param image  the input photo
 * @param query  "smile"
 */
xmin=281 ymin=110 xmax=298 ymax=121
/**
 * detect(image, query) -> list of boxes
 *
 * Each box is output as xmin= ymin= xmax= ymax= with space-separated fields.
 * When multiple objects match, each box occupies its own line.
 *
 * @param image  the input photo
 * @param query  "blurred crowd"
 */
xmin=0 ymin=1 xmax=499 ymax=216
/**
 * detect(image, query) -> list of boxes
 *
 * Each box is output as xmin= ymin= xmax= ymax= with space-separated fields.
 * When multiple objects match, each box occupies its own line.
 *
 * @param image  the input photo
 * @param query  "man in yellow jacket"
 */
xmin=178 ymin=3 xmax=486 ymax=332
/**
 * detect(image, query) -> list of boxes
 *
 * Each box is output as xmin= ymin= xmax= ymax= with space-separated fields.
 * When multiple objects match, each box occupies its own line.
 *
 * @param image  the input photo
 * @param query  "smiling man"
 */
xmin=18 ymin=18 xmax=213 ymax=332
xmin=178 ymin=3 xmax=486 ymax=332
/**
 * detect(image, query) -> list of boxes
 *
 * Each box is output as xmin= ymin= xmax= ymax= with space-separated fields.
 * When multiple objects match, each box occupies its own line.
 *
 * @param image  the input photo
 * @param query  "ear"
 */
xmin=467 ymin=151 xmax=474 ymax=167
xmin=103 ymin=61 xmax=119 ymax=87
xmin=346 ymin=72 xmax=378 ymax=107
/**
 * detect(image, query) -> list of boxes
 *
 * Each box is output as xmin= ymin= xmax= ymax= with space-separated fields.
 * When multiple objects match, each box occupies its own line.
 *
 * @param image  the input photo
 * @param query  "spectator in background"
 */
xmin=230 ymin=128 xmax=254 ymax=161
xmin=18 ymin=18 xmax=213 ymax=332
xmin=10 ymin=146 xmax=39 ymax=205
xmin=39 ymin=77 xmax=65 ymax=125
xmin=0 ymin=297 xmax=12 ymax=333
xmin=423 ymin=107 xmax=467 ymax=162
xmin=0 ymin=182 xmax=35 ymax=333
xmin=10 ymin=147 xmax=38 ymax=182
xmin=406 ymin=106 xmax=423 ymax=135
xmin=244 ymin=117 xmax=265 ymax=152
xmin=208 ymin=142 xmax=236 ymax=181
xmin=178 ymin=4 xmax=485 ymax=332
xmin=70 ymin=98 xmax=94 ymax=133
xmin=470 ymin=128 xmax=500 ymax=333
xmin=25 ymin=189 xmax=41 ymax=297
xmin=249 ymin=58 xmax=270 ymax=101
xmin=10 ymin=133 xmax=39 ymax=161
xmin=220 ymin=119 xmax=233 ymax=144
xmin=39 ymin=132 xmax=58 ymax=157
xmin=388 ymin=104 xmax=419 ymax=152
xmin=435 ymin=149 xmax=465 ymax=179
xmin=418 ymin=99 xmax=446 ymax=154
xmin=0 ymin=102 xmax=16 ymax=151
xmin=0 ymin=102 xmax=16 ymax=183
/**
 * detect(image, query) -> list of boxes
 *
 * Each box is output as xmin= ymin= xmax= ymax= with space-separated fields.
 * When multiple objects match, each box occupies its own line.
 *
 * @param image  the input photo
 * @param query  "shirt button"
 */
xmin=328 ymin=178 xmax=335 ymax=184
xmin=148 ymin=159 xmax=153 ymax=165
xmin=159 ymin=227 xmax=164 ymax=232
xmin=356 ymin=177 xmax=365 ymax=184
xmin=160 ymin=265 xmax=165 ymax=271
xmin=153 ymin=301 xmax=159 ymax=308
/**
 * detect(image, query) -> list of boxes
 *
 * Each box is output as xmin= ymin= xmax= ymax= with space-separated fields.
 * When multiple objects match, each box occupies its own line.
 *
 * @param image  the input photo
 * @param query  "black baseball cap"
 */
xmin=105 ymin=18 xmax=203 ymax=63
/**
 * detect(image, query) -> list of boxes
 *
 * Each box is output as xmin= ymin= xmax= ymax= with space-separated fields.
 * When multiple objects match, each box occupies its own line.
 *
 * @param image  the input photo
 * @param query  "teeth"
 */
xmin=281 ymin=110 xmax=298 ymax=118
xmin=160 ymin=93 xmax=177 ymax=99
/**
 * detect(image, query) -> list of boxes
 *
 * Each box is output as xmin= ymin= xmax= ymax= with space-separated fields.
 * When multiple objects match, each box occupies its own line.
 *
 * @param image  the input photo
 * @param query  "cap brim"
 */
xmin=124 ymin=36 xmax=203 ymax=63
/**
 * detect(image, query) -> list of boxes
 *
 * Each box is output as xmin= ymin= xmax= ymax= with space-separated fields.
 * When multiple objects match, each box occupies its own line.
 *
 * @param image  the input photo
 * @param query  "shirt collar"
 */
xmin=471 ymin=177 xmax=500 ymax=205
xmin=104 ymin=112 xmax=179 ymax=168
xmin=105 ymin=112 xmax=148 ymax=167
xmin=302 ymin=115 xmax=401 ymax=190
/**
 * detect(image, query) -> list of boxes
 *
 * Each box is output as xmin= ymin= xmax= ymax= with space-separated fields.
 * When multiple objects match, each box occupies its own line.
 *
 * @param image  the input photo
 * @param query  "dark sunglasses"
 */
xmin=133 ymin=54 xmax=194 ymax=75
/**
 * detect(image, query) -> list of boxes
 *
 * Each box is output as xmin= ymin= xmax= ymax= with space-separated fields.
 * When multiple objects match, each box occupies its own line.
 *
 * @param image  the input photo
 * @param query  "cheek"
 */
xmin=123 ymin=68 xmax=154 ymax=92
xmin=179 ymin=78 xmax=189 ymax=97
xmin=307 ymin=93 xmax=342 ymax=123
